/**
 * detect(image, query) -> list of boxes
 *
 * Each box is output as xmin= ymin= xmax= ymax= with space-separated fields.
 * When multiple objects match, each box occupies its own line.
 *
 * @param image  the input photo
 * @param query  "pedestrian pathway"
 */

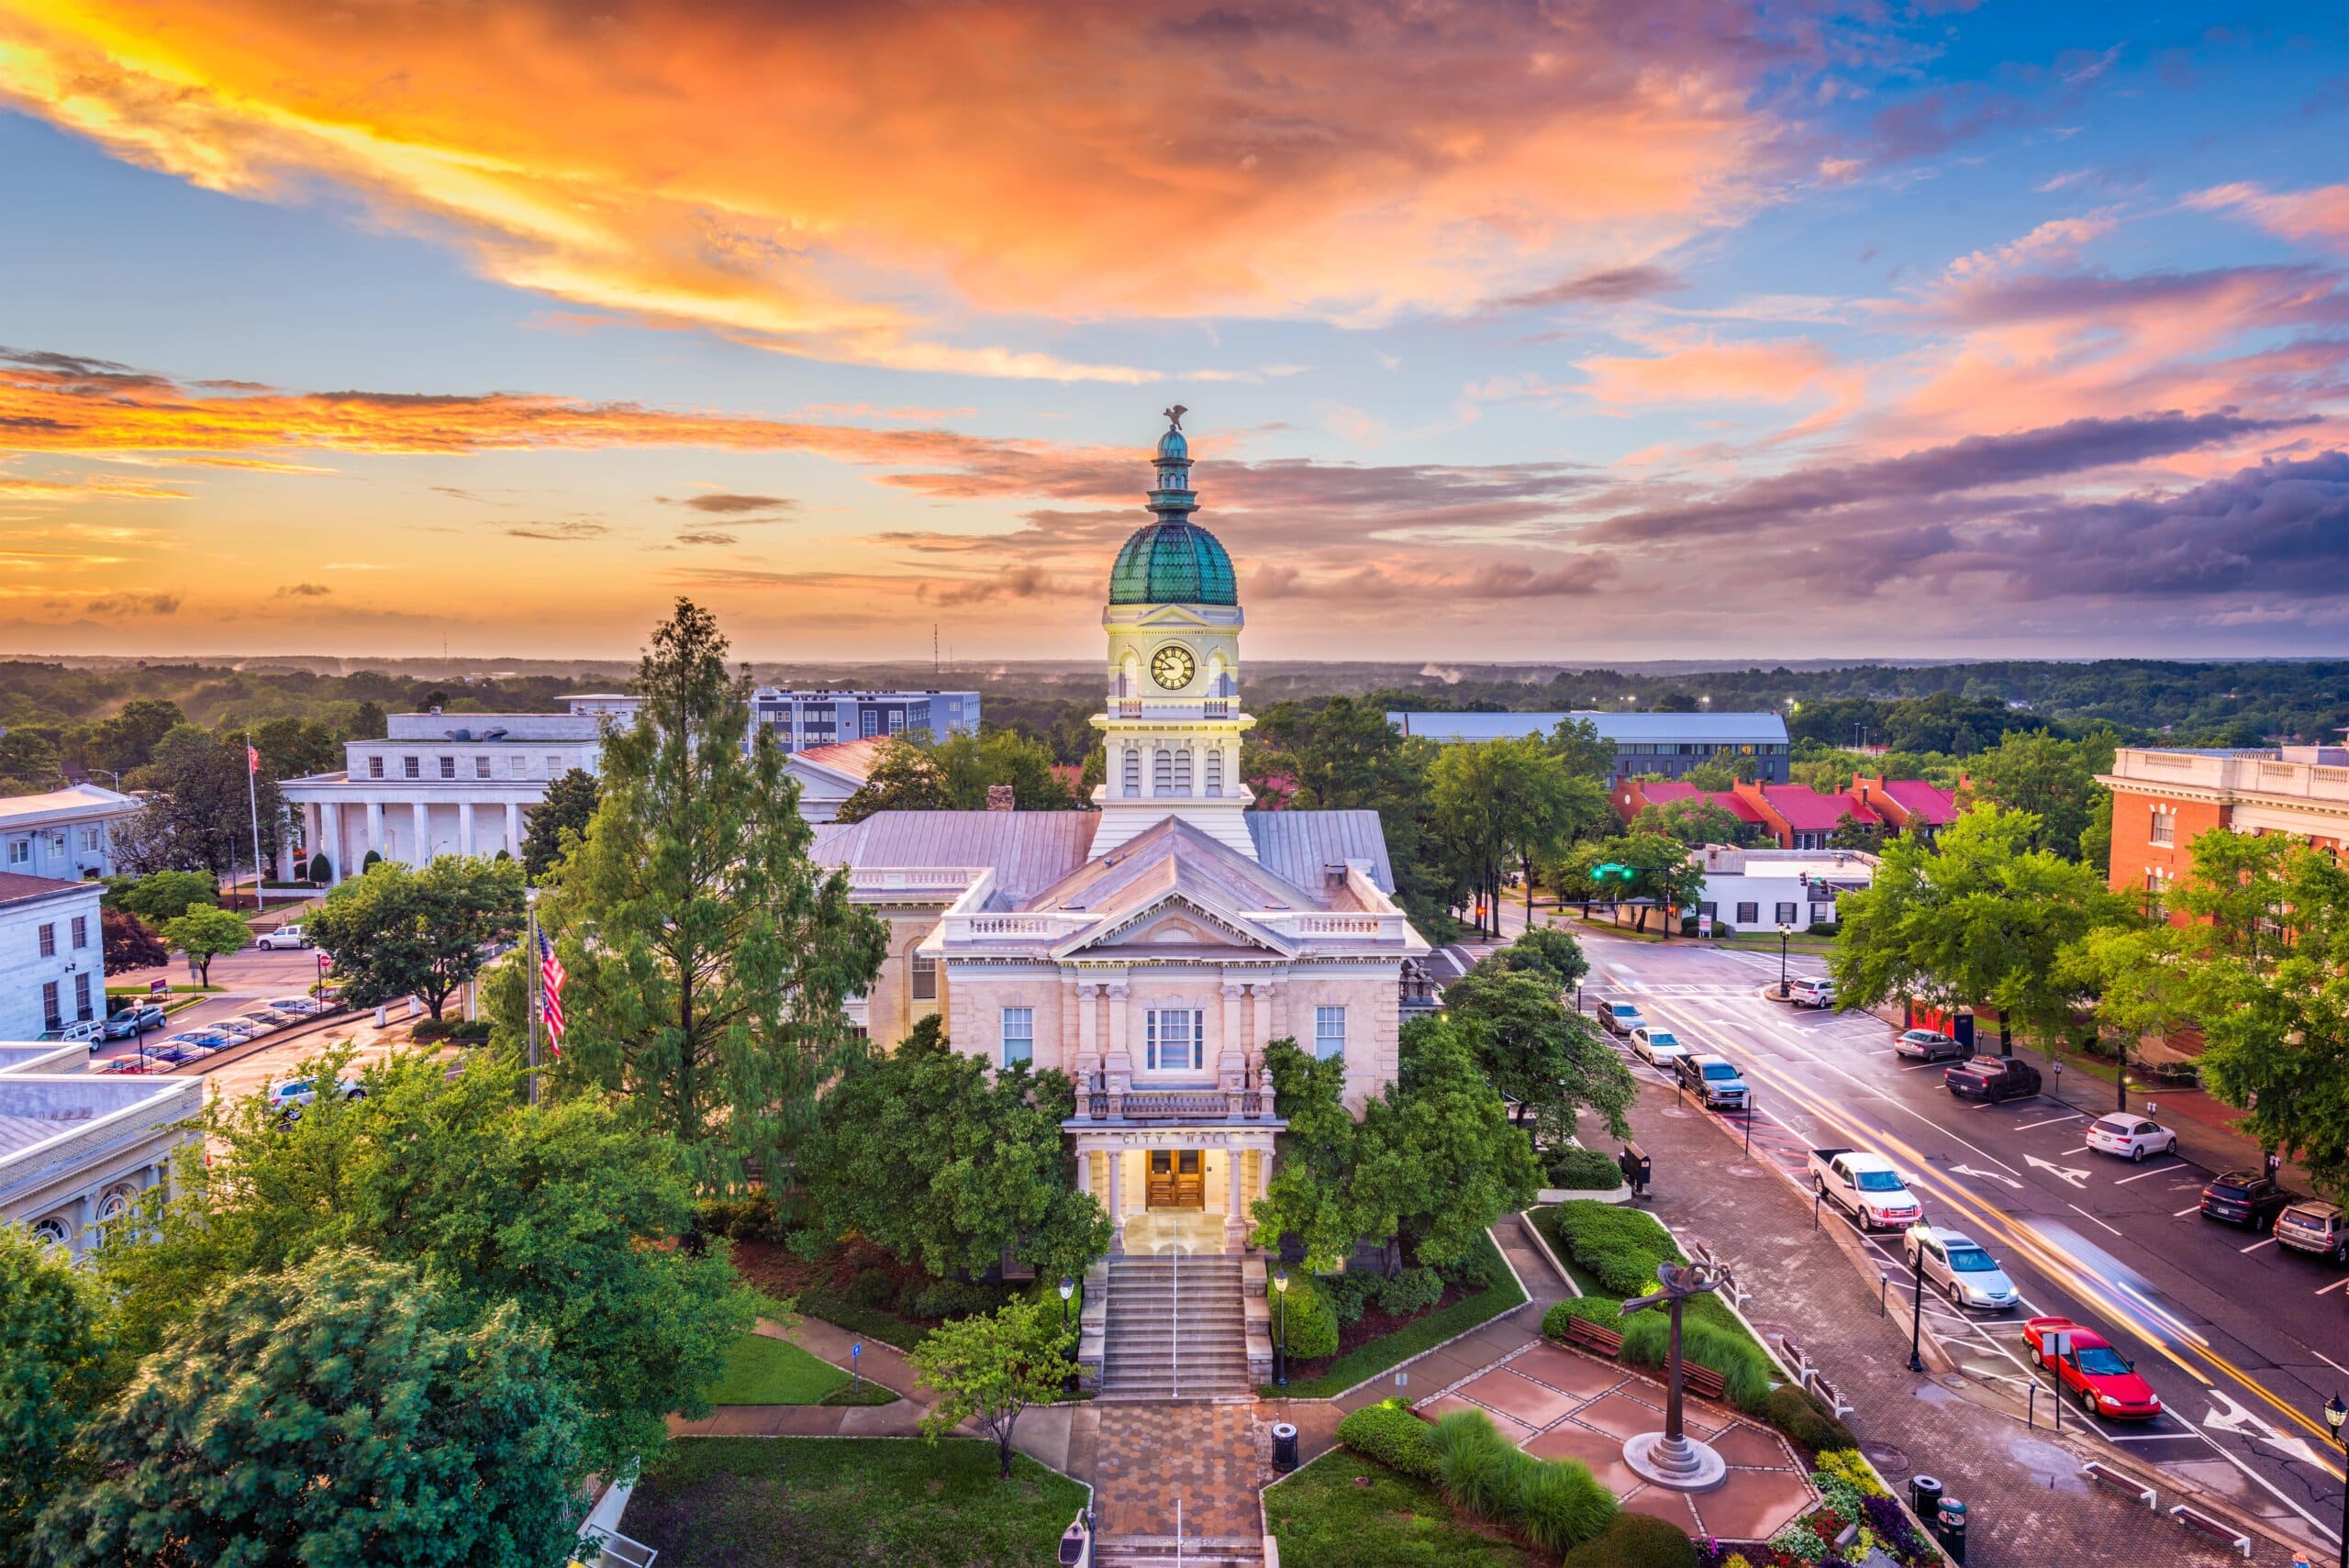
xmin=1618 ymin=1080 xmax=2304 ymax=1566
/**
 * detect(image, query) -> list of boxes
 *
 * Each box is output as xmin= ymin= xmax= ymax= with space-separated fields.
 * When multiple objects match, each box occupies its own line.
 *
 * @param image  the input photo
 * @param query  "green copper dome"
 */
xmin=1109 ymin=519 xmax=1237 ymax=606
xmin=1111 ymin=406 xmax=1236 ymax=605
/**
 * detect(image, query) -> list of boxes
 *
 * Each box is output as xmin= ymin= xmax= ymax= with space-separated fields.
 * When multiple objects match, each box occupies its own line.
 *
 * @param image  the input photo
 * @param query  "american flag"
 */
xmin=246 ymin=741 xmax=260 ymax=775
xmin=537 ymin=929 xmax=567 ymax=1054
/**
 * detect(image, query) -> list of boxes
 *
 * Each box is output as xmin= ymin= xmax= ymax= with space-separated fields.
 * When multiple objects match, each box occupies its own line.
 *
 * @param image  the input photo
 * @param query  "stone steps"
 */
xmin=1101 ymin=1255 xmax=1252 ymax=1402
xmin=1094 ymin=1535 xmax=1262 ymax=1567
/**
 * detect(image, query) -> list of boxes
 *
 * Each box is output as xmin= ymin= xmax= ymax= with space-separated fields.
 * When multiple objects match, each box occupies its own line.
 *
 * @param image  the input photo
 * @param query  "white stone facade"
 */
xmin=0 ymin=876 xmax=106 ymax=1037
xmin=0 ymin=784 xmax=140 ymax=881
xmin=0 ymin=1072 xmax=199 ymax=1261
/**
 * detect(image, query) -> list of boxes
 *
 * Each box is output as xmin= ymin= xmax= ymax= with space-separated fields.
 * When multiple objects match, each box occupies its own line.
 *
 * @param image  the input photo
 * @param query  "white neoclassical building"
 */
xmin=0 ymin=783 xmax=141 ymax=882
xmin=0 ymin=1065 xmax=200 ymax=1261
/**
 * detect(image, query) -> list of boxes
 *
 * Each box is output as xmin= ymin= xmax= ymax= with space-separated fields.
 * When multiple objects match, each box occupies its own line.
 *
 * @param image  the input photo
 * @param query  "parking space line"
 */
xmin=2319 ymin=1278 xmax=2349 ymax=1296
xmin=2069 ymin=1204 xmax=2124 ymax=1238
xmin=2240 ymin=1238 xmax=2275 ymax=1254
xmin=2015 ymin=1114 xmax=2083 ymax=1130
xmin=2174 ymin=1205 xmax=2200 ymax=1217
xmin=2058 ymin=1144 xmax=2091 ymax=1155
xmin=2111 ymin=1164 xmax=2176 ymax=1184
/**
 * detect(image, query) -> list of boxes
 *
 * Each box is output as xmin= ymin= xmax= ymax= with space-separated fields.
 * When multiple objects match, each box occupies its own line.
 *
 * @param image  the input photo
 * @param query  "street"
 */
xmin=94 ymin=944 xmax=334 ymax=1066
xmin=1568 ymin=923 xmax=2349 ymax=1556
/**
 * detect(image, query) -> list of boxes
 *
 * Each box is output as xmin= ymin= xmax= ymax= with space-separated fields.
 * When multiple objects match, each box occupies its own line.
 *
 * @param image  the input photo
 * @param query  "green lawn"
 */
xmin=703 ymin=1332 xmax=851 ymax=1405
xmin=1266 ymin=1449 xmax=1533 ymax=1568
xmin=629 ymin=1437 xmax=1087 ymax=1568
xmin=1264 ymin=1231 xmax=1527 ymax=1399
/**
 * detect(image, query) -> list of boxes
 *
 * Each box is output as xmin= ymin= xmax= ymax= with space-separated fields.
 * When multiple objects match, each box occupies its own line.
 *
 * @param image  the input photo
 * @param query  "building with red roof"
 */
xmin=1854 ymin=775 xmax=1961 ymax=838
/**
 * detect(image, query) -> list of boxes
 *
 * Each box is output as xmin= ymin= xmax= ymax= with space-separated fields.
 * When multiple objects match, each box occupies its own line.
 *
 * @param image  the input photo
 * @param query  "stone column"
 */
xmin=1107 ymin=1148 xmax=1125 ymax=1255
xmin=1075 ymin=981 xmax=1099 ymax=1072
xmin=1060 ymin=973 xmax=1079 ymax=1078
xmin=1224 ymin=1140 xmax=1246 ymax=1252
xmin=412 ymin=802 xmax=429 ymax=863
xmin=506 ymin=800 xmax=524 ymax=860
xmin=1219 ymin=981 xmax=1244 ymax=1080
xmin=364 ymin=801 xmax=384 ymax=865
xmin=459 ymin=801 xmax=476 ymax=856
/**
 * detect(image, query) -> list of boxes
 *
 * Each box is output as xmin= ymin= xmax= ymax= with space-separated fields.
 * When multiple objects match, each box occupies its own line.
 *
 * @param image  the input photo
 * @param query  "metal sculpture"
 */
xmin=1620 ymin=1259 xmax=1735 ymax=1490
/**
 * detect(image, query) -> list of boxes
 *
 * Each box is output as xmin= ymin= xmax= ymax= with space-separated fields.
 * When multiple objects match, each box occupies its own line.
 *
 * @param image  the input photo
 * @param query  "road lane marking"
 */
xmin=2319 ymin=1278 xmax=2349 ymax=1296
xmin=2069 ymin=1204 xmax=2124 ymax=1238
xmin=2317 ymin=1351 xmax=2349 ymax=1376
xmin=2112 ymin=1165 xmax=2176 ymax=1184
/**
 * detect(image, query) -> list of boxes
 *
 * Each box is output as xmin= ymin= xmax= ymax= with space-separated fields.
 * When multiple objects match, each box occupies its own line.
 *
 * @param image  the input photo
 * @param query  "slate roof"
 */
xmin=1022 ymin=817 xmax=1338 ymax=917
xmin=810 ymin=811 xmax=1101 ymax=906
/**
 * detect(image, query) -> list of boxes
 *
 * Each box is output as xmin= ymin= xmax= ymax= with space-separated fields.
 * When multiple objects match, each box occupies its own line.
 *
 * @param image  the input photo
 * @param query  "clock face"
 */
xmin=1150 ymin=644 xmax=1197 ymax=690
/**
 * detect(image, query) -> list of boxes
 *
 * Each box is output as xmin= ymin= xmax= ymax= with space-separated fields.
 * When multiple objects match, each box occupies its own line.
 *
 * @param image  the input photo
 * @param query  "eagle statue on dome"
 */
xmin=1163 ymin=404 xmax=1187 ymax=430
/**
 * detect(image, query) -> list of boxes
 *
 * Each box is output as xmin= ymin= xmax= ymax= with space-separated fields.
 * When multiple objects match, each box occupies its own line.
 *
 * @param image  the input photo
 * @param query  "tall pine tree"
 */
xmin=540 ymin=601 xmax=887 ymax=1190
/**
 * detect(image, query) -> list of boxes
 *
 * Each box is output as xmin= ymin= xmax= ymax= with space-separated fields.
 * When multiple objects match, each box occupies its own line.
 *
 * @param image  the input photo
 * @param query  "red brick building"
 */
xmin=2099 ymin=746 xmax=2349 ymax=912
xmin=1615 ymin=775 xmax=1958 ymax=851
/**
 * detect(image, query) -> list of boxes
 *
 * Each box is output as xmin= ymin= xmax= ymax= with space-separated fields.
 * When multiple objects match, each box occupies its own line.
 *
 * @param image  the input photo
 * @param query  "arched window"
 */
xmin=30 ymin=1218 xmax=69 ymax=1250
xmin=1152 ymin=748 xmax=1174 ymax=796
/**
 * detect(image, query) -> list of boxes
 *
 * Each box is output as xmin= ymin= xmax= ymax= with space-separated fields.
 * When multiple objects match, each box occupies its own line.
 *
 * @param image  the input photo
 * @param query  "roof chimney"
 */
xmin=985 ymin=784 xmax=1016 ymax=812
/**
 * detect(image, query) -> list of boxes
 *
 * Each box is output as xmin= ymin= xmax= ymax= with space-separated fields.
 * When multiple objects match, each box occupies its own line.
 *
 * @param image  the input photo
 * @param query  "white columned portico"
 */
xmin=364 ymin=801 xmax=384 ymax=865
xmin=412 ymin=802 xmax=429 ymax=863
xmin=460 ymin=802 xmax=476 ymax=856
xmin=506 ymin=800 xmax=524 ymax=860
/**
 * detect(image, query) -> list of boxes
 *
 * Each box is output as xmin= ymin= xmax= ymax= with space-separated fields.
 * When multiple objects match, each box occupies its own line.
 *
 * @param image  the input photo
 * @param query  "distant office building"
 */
xmin=562 ymin=687 xmax=976 ymax=752
xmin=1385 ymin=710 xmax=1791 ymax=784
xmin=2099 ymin=744 xmax=2349 ymax=912
xmin=0 ymin=784 xmax=141 ymax=881
xmin=0 ymin=873 xmax=106 ymax=1037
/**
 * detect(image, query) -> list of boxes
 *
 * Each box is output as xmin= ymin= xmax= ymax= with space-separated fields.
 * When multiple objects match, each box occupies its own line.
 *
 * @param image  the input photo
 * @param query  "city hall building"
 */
xmin=814 ymin=416 xmax=1427 ymax=1280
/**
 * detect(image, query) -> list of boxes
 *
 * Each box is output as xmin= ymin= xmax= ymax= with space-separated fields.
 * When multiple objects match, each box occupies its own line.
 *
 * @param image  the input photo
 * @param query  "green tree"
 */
xmin=1490 ymin=925 xmax=1590 ymax=990
xmin=0 ymin=729 xmax=61 ymax=790
xmin=802 ymin=1018 xmax=1110 ymax=1281
xmin=99 ymin=907 xmax=167 ymax=974
xmin=1682 ymin=761 xmax=1737 ymax=791
xmin=2079 ymin=790 xmax=2113 ymax=876
xmin=1351 ymin=1016 xmax=1544 ymax=1269
xmin=1431 ymin=737 xmax=1599 ymax=934
xmin=1249 ymin=1040 xmax=1362 ymax=1273
xmin=1631 ymin=799 xmax=1754 ymax=847
xmin=102 ymin=869 xmax=219 ymax=925
xmin=2055 ymin=920 xmax=2200 ymax=1112
xmin=531 ymin=600 xmax=887 ymax=1190
xmin=307 ymin=855 xmax=524 ymax=1019
xmin=1826 ymin=812 xmax=1886 ymax=852
xmin=1545 ymin=717 xmax=1616 ymax=780
xmin=250 ymin=716 xmax=343 ymax=780
xmin=834 ymin=736 xmax=952 ymax=819
xmin=35 ymin=1250 xmax=586 ymax=1568
xmin=350 ymin=698 xmax=390 ymax=740
xmin=116 ymin=727 xmax=285 ymax=877
xmin=1831 ymin=805 xmax=2125 ymax=1057
xmin=1615 ymin=832 xmax=1705 ymax=938
xmin=1442 ymin=966 xmax=1634 ymax=1140
xmin=908 ymin=1294 xmax=1073 ymax=1481
xmin=95 ymin=1045 xmax=751 ymax=1473
xmin=519 ymin=765 xmax=601 ymax=880
xmin=158 ymin=905 xmax=247 ymax=984
xmin=1962 ymin=729 xmax=2115 ymax=859
xmin=88 ymin=698 xmax=184 ymax=775
xmin=2199 ymin=951 xmax=2349 ymax=1202
xmin=0 ymin=1223 xmax=110 ymax=1561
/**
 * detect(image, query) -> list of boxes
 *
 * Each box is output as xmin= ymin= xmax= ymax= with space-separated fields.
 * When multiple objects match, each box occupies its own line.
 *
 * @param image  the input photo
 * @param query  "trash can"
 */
xmin=1934 ymin=1497 xmax=1967 ymax=1564
xmin=1909 ymin=1473 xmax=1943 ymax=1519
xmin=1619 ymin=1142 xmax=1652 ymax=1196
xmin=1272 ymin=1422 xmax=1299 ymax=1473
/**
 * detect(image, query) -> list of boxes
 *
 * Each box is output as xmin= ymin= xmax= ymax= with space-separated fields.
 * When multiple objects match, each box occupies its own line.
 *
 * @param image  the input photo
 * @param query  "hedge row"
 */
xmin=1333 ymin=1398 xmax=1439 ymax=1483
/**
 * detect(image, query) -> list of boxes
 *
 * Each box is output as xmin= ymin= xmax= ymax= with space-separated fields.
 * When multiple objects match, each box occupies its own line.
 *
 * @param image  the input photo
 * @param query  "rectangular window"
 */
xmin=403 ymin=756 xmax=421 ymax=779
xmin=71 ymin=915 xmax=87 ymax=950
xmin=1001 ymin=1006 xmax=1033 ymax=1067
xmin=474 ymin=757 xmax=493 ymax=779
xmin=1314 ymin=1006 xmax=1346 ymax=1062
xmin=1775 ymin=902 xmax=1798 ymax=925
xmin=37 ymin=923 xmax=54 ymax=958
xmin=1205 ymin=749 xmax=1224 ymax=798
xmin=72 ymin=972 xmax=92 ymax=1020
xmin=1698 ymin=901 xmax=1717 ymax=919
xmin=1171 ymin=750 xmax=1193 ymax=795
xmin=6 ymin=840 xmax=25 ymax=865
xmin=1735 ymin=901 xmax=1758 ymax=924
xmin=1145 ymin=1008 xmax=1205 ymax=1073
xmin=48 ymin=832 xmax=64 ymax=856
xmin=886 ymin=710 xmax=906 ymax=735
xmin=79 ymin=828 xmax=101 ymax=851
xmin=41 ymin=979 xmax=60 ymax=1030
xmin=439 ymin=756 xmax=457 ymax=779
xmin=1122 ymin=746 xmax=1141 ymax=797
xmin=547 ymin=755 xmax=564 ymax=776
xmin=2149 ymin=808 xmax=2175 ymax=846
xmin=862 ymin=708 xmax=882 ymax=738
xmin=911 ymin=951 xmax=938 ymax=1002
xmin=369 ymin=755 xmax=385 ymax=779
xmin=511 ymin=757 xmax=528 ymax=778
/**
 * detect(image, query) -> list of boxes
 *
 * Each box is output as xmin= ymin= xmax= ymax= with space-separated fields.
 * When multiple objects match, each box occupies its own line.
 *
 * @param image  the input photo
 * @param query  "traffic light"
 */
xmin=1589 ymin=862 xmax=1636 ymax=886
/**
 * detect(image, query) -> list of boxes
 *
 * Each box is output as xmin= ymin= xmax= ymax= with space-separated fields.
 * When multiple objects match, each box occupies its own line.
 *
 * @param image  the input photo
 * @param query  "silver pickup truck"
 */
xmin=1809 ymin=1146 xmax=1924 ymax=1232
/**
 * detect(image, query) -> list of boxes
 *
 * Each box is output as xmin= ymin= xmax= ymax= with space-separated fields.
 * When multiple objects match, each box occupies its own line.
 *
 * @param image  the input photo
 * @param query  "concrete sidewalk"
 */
xmin=1618 ymin=1081 xmax=2305 ymax=1567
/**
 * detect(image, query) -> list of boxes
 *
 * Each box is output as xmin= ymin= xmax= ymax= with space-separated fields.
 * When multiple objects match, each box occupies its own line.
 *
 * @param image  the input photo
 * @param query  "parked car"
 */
xmin=237 ymin=1010 xmax=284 ymax=1031
xmin=41 ymin=1018 xmax=104 ymax=1047
xmin=1904 ymin=1225 xmax=2020 ymax=1311
xmin=1893 ymin=1029 xmax=1968 ymax=1062
xmin=95 ymin=1056 xmax=152 ymax=1074
xmin=162 ymin=1030 xmax=228 ymax=1053
xmin=255 ymin=924 xmax=312 ymax=951
xmin=267 ymin=996 xmax=328 ymax=1016
xmin=1598 ymin=1001 xmax=1646 ymax=1037
xmin=1944 ymin=1056 xmax=2042 ymax=1104
xmin=2022 ymin=1317 xmax=2163 ymax=1419
xmin=101 ymin=1005 xmax=167 ymax=1040
xmin=2275 ymin=1200 xmax=2348 ymax=1263
xmin=1675 ymin=1053 xmax=1751 ymax=1111
xmin=1629 ymin=1027 xmax=1690 ymax=1067
xmin=1785 ymin=977 xmax=1837 ymax=1008
xmin=2200 ymin=1170 xmax=2296 ymax=1229
xmin=1809 ymin=1147 xmax=1925 ymax=1231
xmin=143 ymin=1043 xmax=195 ymax=1065
xmin=2085 ymin=1113 xmax=2177 ymax=1162
xmin=269 ymin=1076 xmax=365 ymax=1119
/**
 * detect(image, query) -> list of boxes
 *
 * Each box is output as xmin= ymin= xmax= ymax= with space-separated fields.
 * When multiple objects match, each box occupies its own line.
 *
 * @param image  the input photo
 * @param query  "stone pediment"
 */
xmin=1052 ymin=891 xmax=1289 ymax=959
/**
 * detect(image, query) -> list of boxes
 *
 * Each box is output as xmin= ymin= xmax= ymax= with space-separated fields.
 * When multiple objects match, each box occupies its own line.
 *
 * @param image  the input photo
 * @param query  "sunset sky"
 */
xmin=2 ymin=2 xmax=2346 ymax=662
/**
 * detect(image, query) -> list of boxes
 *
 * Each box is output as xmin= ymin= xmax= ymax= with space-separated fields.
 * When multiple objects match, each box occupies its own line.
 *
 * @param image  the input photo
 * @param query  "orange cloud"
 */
xmin=1577 ymin=338 xmax=1845 ymax=405
xmin=2188 ymin=183 xmax=2349 ymax=251
xmin=0 ymin=1 xmax=1800 ymax=374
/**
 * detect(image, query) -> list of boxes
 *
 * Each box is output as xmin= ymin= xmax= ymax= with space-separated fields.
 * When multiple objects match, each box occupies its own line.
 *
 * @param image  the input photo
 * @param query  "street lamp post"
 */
xmin=1273 ymin=1267 xmax=1289 ymax=1388
xmin=1776 ymin=923 xmax=1794 ymax=999
xmin=1907 ymin=1242 xmax=1928 ymax=1374
xmin=1058 ymin=1275 xmax=1077 ymax=1395
xmin=2324 ymin=1393 xmax=2346 ymax=1568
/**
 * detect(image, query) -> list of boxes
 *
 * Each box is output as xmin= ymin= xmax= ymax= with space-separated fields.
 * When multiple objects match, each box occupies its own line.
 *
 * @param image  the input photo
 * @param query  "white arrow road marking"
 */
xmin=2025 ymin=1153 xmax=2092 ymax=1188
xmin=2203 ymin=1391 xmax=2329 ymax=1467
xmin=1949 ymin=1163 xmax=2024 ymax=1189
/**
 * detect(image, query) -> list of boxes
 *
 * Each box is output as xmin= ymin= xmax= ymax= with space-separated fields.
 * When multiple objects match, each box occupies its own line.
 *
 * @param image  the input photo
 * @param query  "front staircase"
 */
xmin=1099 ymin=1253 xmax=1252 ymax=1401
xmin=1092 ymin=1535 xmax=1262 ymax=1567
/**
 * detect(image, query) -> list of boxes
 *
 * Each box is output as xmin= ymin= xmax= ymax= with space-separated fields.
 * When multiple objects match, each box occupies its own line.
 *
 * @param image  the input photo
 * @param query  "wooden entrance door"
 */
xmin=1146 ymin=1150 xmax=1204 ymax=1209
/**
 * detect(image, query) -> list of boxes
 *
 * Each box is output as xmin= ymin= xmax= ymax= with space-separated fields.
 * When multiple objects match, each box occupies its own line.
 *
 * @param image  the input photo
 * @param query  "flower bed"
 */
xmin=1696 ymin=1450 xmax=1943 ymax=1568
xmin=1264 ymin=1231 xmax=1527 ymax=1398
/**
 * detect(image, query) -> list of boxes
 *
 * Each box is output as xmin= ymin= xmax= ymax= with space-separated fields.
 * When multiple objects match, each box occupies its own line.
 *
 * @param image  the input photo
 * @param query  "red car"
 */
xmin=2021 ymin=1317 xmax=2162 ymax=1419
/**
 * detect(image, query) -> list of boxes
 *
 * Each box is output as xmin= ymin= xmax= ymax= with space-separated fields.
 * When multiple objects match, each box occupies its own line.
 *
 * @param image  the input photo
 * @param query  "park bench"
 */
xmin=1560 ymin=1317 xmax=1624 ymax=1357
xmin=2080 ymin=1462 xmax=2154 ymax=1509
xmin=2167 ymin=1505 xmax=2250 ymax=1559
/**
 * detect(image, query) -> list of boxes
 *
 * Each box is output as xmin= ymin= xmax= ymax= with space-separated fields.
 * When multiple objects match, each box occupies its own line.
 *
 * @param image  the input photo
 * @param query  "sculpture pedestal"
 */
xmin=1622 ymin=1430 xmax=1728 ymax=1492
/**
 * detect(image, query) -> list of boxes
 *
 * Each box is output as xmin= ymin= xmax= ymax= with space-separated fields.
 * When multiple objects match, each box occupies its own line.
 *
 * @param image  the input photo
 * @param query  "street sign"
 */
xmin=148 ymin=978 xmax=168 ymax=994
xmin=1697 ymin=914 xmax=1713 ymax=937
xmin=317 ymin=952 xmax=331 ymax=973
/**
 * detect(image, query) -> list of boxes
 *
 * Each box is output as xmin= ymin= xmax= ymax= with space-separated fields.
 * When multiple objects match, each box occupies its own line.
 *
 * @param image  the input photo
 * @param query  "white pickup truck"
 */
xmin=1809 ymin=1147 xmax=1924 ymax=1232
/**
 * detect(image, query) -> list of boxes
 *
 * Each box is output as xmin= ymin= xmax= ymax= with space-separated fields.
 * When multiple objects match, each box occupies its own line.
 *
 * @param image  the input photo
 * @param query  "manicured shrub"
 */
xmin=1561 ymin=1511 xmax=1700 ymax=1568
xmin=906 ymin=1277 xmax=1004 ymax=1320
xmin=1275 ymin=1273 xmax=1340 ymax=1360
xmin=844 ymin=1268 xmax=896 ymax=1308
xmin=1511 ymin=1455 xmax=1618 ymax=1555
xmin=1431 ymin=1408 xmax=1522 ymax=1522
xmin=1323 ymin=1271 xmax=1377 ymax=1326
xmin=1542 ymin=1297 xmax=1627 ymax=1340
xmin=1546 ymin=1147 xmax=1624 ymax=1190
xmin=1379 ymin=1265 xmax=1443 ymax=1318
xmin=1334 ymin=1398 xmax=1441 ymax=1483
xmin=1763 ymin=1384 xmax=1857 ymax=1455
xmin=1616 ymin=1314 xmax=1774 ymax=1415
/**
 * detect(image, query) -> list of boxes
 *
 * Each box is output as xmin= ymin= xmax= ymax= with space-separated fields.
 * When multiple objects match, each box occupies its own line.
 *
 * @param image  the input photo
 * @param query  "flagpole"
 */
xmin=525 ymin=888 xmax=541 ymax=1107
xmin=244 ymin=733 xmax=268 ymax=912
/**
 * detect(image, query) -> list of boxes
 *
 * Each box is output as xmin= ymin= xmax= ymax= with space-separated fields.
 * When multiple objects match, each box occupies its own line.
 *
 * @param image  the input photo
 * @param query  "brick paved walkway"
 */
xmin=1620 ymin=1081 xmax=2305 ymax=1567
xmin=1093 ymin=1403 xmax=1268 ymax=1546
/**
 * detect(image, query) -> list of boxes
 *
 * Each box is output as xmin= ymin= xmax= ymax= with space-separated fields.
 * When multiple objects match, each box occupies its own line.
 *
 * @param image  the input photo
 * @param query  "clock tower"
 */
xmin=1092 ymin=408 xmax=1256 ymax=857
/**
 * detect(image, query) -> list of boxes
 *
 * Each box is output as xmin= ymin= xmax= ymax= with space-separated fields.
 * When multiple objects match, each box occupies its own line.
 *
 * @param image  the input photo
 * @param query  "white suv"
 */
xmin=1786 ymin=976 xmax=1836 ymax=1008
xmin=255 ymin=925 xmax=311 ymax=951
xmin=2085 ymin=1112 xmax=2177 ymax=1162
